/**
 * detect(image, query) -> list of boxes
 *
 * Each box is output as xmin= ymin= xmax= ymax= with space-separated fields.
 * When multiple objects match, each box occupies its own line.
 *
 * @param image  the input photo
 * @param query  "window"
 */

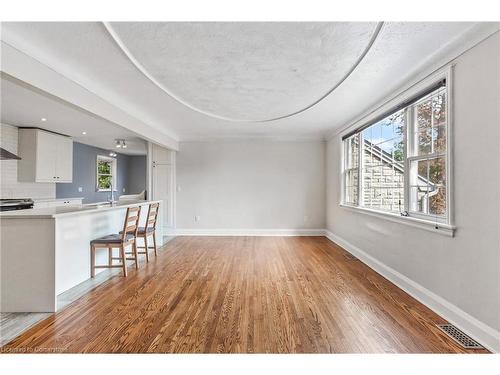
xmin=342 ymin=80 xmax=450 ymax=226
xmin=409 ymin=88 xmax=447 ymax=217
xmin=343 ymin=135 xmax=359 ymax=206
xmin=361 ymin=108 xmax=405 ymax=213
xmin=96 ymin=155 xmax=117 ymax=191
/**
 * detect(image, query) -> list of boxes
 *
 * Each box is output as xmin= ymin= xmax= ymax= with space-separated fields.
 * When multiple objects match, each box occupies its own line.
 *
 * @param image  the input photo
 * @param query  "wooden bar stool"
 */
xmin=135 ymin=202 xmax=160 ymax=262
xmin=90 ymin=205 xmax=141 ymax=277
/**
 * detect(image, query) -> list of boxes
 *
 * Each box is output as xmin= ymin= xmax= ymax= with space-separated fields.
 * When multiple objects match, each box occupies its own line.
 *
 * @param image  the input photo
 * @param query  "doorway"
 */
xmin=149 ymin=143 xmax=176 ymax=238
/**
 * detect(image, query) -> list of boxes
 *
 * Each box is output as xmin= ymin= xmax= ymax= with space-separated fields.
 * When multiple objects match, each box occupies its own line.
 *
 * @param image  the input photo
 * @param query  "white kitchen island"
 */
xmin=0 ymin=200 xmax=163 ymax=313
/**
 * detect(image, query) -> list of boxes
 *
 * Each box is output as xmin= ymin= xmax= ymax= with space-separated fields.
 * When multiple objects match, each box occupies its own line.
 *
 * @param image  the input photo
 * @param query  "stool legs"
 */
xmin=134 ymin=234 xmax=159 ymax=262
xmin=108 ymin=247 xmax=113 ymax=266
xmin=152 ymin=232 xmax=158 ymax=256
xmin=144 ymin=236 xmax=150 ymax=263
xmin=119 ymin=245 xmax=127 ymax=277
xmin=91 ymin=245 xmax=96 ymax=278
xmin=144 ymin=235 xmax=149 ymax=260
xmin=133 ymin=241 xmax=139 ymax=269
xmin=91 ymin=243 xmax=141 ymax=277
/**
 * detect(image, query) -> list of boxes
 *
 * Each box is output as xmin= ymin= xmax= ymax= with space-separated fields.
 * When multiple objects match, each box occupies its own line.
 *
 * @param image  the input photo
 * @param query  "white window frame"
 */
xmin=96 ymin=155 xmax=117 ymax=192
xmin=406 ymin=88 xmax=448 ymax=222
xmin=343 ymin=135 xmax=361 ymax=207
xmin=339 ymin=66 xmax=455 ymax=236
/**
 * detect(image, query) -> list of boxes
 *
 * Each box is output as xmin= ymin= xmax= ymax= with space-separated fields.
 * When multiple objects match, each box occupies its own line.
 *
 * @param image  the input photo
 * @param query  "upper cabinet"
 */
xmin=18 ymin=128 xmax=73 ymax=183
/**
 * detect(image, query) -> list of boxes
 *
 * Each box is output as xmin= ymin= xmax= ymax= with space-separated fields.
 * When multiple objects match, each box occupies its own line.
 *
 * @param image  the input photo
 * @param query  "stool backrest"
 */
xmin=121 ymin=205 xmax=141 ymax=241
xmin=145 ymin=202 xmax=160 ymax=231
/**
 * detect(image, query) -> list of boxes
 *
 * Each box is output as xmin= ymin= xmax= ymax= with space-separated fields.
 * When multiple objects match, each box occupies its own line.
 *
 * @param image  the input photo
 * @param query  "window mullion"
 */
xmin=404 ymin=107 xmax=412 ymax=214
xmin=407 ymin=153 xmax=445 ymax=162
xmin=342 ymin=140 xmax=348 ymax=205
xmin=360 ymin=134 xmax=363 ymax=207
xmin=341 ymin=141 xmax=345 ymax=204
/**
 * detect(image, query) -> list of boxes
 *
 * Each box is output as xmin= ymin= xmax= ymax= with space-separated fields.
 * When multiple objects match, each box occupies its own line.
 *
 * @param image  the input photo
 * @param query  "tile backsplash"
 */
xmin=0 ymin=123 xmax=56 ymax=199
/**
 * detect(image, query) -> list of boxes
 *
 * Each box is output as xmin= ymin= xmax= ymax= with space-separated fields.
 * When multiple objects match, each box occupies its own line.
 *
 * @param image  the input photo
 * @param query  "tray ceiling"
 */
xmin=106 ymin=22 xmax=380 ymax=122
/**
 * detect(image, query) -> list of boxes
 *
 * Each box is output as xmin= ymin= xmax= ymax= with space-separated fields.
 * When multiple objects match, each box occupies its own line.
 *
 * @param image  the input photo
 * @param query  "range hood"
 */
xmin=0 ymin=147 xmax=21 ymax=160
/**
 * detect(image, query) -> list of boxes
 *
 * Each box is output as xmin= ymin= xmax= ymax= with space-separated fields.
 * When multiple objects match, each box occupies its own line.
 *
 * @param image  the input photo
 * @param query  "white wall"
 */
xmin=326 ymin=32 xmax=500 ymax=347
xmin=0 ymin=123 xmax=55 ymax=199
xmin=176 ymin=140 xmax=325 ymax=231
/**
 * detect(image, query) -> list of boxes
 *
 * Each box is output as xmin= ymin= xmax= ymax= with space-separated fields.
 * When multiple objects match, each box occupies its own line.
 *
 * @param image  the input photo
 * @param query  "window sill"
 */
xmin=339 ymin=203 xmax=456 ymax=237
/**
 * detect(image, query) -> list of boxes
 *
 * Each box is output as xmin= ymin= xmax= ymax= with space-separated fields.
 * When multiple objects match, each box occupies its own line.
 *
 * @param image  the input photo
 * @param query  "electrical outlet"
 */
xmin=177 ymin=185 xmax=182 ymax=192
xmin=78 ymin=187 xmax=83 ymax=192
xmin=303 ymin=215 xmax=309 ymax=223
xmin=194 ymin=215 xmax=201 ymax=222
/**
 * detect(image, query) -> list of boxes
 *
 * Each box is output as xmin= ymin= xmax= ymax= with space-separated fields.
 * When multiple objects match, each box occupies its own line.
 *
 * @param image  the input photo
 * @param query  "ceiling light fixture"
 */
xmin=109 ymin=151 xmax=117 ymax=157
xmin=115 ymin=139 xmax=127 ymax=149
xmin=41 ymin=118 xmax=47 ymax=122
xmin=82 ymin=131 xmax=87 ymax=135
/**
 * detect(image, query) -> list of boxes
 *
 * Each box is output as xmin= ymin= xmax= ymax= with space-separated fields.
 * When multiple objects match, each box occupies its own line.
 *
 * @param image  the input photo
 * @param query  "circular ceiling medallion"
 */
xmin=106 ymin=22 xmax=382 ymax=122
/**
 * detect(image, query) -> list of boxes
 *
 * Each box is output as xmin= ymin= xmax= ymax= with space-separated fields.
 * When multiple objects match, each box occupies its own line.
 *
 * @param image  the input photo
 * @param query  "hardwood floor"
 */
xmin=0 ymin=236 xmax=488 ymax=353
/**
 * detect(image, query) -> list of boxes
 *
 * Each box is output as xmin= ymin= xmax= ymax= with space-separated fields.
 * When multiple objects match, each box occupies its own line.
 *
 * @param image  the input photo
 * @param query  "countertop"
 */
xmin=0 ymin=200 xmax=161 ymax=219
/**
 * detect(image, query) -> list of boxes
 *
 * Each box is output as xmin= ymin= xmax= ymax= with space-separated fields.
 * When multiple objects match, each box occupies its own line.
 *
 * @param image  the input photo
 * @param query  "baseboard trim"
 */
xmin=170 ymin=228 xmax=326 ymax=237
xmin=324 ymin=230 xmax=500 ymax=353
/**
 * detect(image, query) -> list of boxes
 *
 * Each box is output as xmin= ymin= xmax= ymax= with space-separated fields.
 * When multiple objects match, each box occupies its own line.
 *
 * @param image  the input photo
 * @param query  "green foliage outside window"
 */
xmin=98 ymin=160 xmax=111 ymax=174
xmin=97 ymin=159 xmax=113 ymax=190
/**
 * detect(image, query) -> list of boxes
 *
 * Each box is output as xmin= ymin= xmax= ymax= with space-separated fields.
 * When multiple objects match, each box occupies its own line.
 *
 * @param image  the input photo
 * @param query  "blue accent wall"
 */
xmin=56 ymin=142 xmax=146 ymax=204
xmin=127 ymin=155 xmax=147 ymax=197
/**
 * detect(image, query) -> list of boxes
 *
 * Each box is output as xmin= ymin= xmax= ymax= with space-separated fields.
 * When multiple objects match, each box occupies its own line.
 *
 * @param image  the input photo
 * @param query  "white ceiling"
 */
xmin=106 ymin=22 xmax=379 ymax=121
xmin=1 ymin=22 xmax=499 ymax=142
xmin=0 ymin=74 xmax=147 ymax=155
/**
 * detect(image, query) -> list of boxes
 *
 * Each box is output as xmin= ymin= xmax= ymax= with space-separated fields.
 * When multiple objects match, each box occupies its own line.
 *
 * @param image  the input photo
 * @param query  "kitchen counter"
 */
xmin=0 ymin=199 xmax=160 ymax=219
xmin=1 ymin=199 xmax=163 ymax=313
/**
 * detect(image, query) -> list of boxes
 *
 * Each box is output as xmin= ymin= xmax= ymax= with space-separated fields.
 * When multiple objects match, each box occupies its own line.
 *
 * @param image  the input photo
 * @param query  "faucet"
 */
xmin=108 ymin=180 xmax=115 ymax=205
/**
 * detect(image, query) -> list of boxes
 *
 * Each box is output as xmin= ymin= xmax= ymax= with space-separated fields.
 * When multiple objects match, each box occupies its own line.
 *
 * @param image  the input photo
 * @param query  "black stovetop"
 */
xmin=0 ymin=198 xmax=35 ymax=211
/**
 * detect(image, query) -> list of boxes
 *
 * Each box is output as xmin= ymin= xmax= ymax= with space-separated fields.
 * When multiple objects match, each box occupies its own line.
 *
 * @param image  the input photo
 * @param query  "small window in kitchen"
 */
xmin=96 ymin=155 xmax=117 ymax=192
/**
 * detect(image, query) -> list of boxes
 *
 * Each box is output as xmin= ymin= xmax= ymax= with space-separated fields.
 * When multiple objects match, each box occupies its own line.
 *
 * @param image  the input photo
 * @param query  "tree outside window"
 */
xmin=343 ymin=83 xmax=448 ymax=223
xmin=96 ymin=156 xmax=117 ymax=191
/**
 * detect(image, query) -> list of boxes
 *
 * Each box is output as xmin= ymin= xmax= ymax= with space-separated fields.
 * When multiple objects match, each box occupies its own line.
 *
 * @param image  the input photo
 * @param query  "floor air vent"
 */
xmin=436 ymin=324 xmax=484 ymax=349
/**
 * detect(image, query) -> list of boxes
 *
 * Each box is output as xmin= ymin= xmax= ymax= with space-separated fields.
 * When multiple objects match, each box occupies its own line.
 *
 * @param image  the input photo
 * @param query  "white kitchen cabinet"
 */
xmin=33 ymin=198 xmax=83 ymax=209
xmin=55 ymin=134 xmax=73 ymax=182
xmin=34 ymin=130 xmax=59 ymax=182
xmin=49 ymin=198 xmax=82 ymax=207
xmin=18 ymin=128 xmax=73 ymax=183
